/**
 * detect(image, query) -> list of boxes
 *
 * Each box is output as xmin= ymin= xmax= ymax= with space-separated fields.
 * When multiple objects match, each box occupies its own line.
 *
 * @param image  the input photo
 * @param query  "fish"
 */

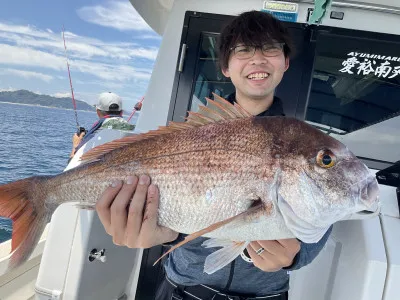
xmin=0 ymin=94 xmax=380 ymax=274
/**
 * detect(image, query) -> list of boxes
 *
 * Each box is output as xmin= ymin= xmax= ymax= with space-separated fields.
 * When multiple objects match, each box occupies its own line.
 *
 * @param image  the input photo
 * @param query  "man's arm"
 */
xmin=247 ymin=227 xmax=332 ymax=272
xmin=284 ymin=226 xmax=333 ymax=271
xmin=69 ymin=132 xmax=85 ymax=159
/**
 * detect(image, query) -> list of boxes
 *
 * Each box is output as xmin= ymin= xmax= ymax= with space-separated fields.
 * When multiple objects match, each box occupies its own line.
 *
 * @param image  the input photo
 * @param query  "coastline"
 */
xmin=0 ymin=101 xmax=96 ymax=113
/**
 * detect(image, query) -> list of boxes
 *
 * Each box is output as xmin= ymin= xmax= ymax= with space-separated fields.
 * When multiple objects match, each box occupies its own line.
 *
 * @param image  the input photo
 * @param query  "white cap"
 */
xmin=96 ymin=92 xmax=122 ymax=112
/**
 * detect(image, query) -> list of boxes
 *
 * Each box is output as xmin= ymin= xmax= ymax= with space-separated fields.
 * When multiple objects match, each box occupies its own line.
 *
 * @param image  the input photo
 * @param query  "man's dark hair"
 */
xmin=99 ymin=103 xmax=122 ymax=116
xmin=218 ymin=10 xmax=294 ymax=70
xmin=99 ymin=110 xmax=122 ymax=116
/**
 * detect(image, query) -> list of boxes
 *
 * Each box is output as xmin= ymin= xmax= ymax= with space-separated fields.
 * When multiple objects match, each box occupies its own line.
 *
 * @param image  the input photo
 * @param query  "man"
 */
xmin=96 ymin=11 xmax=331 ymax=300
xmin=69 ymin=92 xmax=134 ymax=160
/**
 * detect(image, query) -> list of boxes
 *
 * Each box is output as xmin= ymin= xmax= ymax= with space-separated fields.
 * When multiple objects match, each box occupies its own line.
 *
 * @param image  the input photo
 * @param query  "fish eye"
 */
xmin=316 ymin=150 xmax=336 ymax=168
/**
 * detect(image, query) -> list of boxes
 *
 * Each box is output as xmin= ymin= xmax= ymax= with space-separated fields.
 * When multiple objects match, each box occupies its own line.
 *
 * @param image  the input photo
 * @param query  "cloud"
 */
xmin=75 ymin=80 xmax=125 ymax=90
xmin=0 ymin=44 xmax=65 ymax=71
xmin=0 ymin=23 xmax=159 ymax=61
xmin=0 ymin=23 xmax=51 ymax=39
xmin=72 ymin=59 xmax=152 ymax=81
xmin=0 ymin=87 xmax=17 ymax=92
xmin=0 ymin=17 xmax=158 ymax=106
xmin=0 ymin=68 xmax=53 ymax=82
xmin=0 ymin=43 xmax=152 ymax=82
xmin=139 ymin=34 xmax=162 ymax=40
xmin=77 ymin=1 xmax=154 ymax=32
xmin=53 ymin=92 xmax=71 ymax=98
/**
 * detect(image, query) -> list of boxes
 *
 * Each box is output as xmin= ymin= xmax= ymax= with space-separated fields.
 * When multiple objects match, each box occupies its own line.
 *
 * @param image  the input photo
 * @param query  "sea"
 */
xmin=0 ymin=102 xmax=139 ymax=243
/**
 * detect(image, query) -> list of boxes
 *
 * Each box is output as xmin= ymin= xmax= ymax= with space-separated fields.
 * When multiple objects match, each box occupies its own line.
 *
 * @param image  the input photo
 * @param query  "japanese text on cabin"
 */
xmin=339 ymin=52 xmax=400 ymax=79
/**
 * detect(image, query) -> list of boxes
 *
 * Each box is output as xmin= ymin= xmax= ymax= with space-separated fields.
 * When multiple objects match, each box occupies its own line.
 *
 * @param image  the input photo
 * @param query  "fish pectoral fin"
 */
xmin=268 ymin=168 xmax=282 ymax=202
xmin=153 ymin=203 xmax=263 ymax=267
xmin=202 ymin=239 xmax=249 ymax=274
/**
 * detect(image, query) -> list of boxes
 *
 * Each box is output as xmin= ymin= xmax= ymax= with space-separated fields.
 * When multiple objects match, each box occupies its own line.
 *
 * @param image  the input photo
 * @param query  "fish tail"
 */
xmin=0 ymin=176 xmax=50 ymax=270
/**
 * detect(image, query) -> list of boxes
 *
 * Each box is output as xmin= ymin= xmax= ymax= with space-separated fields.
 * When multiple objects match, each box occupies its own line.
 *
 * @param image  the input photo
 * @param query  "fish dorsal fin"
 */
xmin=80 ymin=95 xmax=250 ymax=162
xmin=212 ymin=93 xmax=252 ymax=117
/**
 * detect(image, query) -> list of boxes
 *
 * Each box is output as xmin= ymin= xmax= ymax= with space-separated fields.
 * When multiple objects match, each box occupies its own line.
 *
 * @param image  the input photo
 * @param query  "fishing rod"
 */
xmin=62 ymin=25 xmax=86 ymax=136
xmin=127 ymin=96 xmax=144 ymax=123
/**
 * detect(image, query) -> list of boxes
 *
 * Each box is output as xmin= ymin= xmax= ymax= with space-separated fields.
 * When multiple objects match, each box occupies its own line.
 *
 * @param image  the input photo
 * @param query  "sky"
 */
xmin=0 ymin=0 xmax=161 ymax=109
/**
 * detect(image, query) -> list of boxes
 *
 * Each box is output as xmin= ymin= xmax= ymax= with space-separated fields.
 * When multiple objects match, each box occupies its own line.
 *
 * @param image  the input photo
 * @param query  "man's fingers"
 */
xmin=256 ymin=240 xmax=284 ymax=256
xmin=247 ymin=243 xmax=268 ymax=266
xmin=247 ymin=243 xmax=281 ymax=272
xmin=157 ymin=226 xmax=179 ymax=245
xmin=143 ymin=184 xmax=159 ymax=223
xmin=96 ymin=180 xmax=123 ymax=234
xmin=138 ymin=184 xmax=161 ymax=247
xmin=277 ymin=238 xmax=301 ymax=250
xmin=143 ymin=184 xmax=179 ymax=246
xmin=125 ymin=175 xmax=151 ymax=246
xmin=110 ymin=176 xmax=138 ymax=244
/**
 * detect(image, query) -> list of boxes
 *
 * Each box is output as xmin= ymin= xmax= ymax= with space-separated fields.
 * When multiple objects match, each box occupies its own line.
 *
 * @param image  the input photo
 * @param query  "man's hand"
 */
xmin=72 ymin=132 xmax=85 ymax=148
xmin=70 ymin=132 xmax=85 ymax=158
xmin=96 ymin=175 xmax=179 ymax=248
xmin=247 ymin=239 xmax=301 ymax=272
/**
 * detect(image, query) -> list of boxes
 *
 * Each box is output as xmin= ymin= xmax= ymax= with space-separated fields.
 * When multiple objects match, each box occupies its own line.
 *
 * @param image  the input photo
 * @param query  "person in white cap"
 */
xmin=69 ymin=92 xmax=134 ymax=160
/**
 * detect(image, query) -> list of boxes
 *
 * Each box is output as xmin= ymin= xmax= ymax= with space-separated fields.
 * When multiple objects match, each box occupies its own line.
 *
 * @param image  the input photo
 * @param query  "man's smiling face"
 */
xmin=222 ymin=44 xmax=289 ymax=101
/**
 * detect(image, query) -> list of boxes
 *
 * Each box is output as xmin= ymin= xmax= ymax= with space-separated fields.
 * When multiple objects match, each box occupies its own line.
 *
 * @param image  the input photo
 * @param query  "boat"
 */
xmin=0 ymin=0 xmax=399 ymax=299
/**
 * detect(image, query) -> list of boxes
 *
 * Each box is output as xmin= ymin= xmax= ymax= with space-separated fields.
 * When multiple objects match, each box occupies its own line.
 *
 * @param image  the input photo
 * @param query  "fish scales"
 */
xmin=43 ymin=118 xmax=281 ymax=238
xmin=0 ymin=98 xmax=380 ymax=272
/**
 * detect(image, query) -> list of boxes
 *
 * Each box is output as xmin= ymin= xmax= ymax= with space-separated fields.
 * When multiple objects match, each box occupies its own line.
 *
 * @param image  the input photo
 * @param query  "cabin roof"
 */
xmin=129 ymin=0 xmax=400 ymax=36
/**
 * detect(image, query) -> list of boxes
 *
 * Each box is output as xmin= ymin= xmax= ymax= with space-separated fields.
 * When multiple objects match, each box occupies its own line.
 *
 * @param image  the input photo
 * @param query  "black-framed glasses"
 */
xmin=230 ymin=43 xmax=285 ymax=59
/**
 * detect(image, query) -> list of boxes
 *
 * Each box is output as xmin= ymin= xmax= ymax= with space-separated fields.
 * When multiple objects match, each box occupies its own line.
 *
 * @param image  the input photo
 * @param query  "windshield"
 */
xmin=188 ymin=30 xmax=399 ymax=166
xmin=305 ymin=33 xmax=400 ymax=164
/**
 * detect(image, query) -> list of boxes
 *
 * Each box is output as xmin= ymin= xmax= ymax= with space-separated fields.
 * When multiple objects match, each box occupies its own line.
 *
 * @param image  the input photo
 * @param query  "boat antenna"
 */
xmin=62 ymin=25 xmax=85 ymax=135
xmin=127 ymin=96 xmax=144 ymax=123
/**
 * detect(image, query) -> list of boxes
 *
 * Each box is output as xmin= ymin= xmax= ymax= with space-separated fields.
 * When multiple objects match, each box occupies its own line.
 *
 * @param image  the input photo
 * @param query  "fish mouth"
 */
xmin=361 ymin=176 xmax=379 ymax=205
xmin=341 ymin=176 xmax=381 ymax=220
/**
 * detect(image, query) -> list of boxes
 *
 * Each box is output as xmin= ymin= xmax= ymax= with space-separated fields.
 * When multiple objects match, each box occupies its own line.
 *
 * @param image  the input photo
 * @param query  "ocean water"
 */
xmin=0 ymin=102 xmax=138 ymax=243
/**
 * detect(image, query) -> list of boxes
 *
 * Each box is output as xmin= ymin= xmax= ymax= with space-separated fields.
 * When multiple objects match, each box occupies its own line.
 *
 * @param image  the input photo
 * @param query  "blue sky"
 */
xmin=0 ymin=0 xmax=161 ymax=109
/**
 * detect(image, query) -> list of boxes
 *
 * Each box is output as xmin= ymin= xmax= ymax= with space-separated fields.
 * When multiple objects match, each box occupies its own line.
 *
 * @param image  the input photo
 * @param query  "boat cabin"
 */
xmin=0 ymin=1 xmax=399 ymax=299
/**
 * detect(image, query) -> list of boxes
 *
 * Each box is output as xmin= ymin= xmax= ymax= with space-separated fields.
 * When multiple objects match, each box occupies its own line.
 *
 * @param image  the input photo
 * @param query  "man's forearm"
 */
xmin=284 ymin=226 xmax=333 ymax=271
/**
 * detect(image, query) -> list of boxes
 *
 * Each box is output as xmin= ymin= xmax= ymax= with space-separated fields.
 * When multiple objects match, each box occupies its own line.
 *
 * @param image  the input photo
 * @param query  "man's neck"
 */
xmin=235 ymin=93 xmax=274 ymax=116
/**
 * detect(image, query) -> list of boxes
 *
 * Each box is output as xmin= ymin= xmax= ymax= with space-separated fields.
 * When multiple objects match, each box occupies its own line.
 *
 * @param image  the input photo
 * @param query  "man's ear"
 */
xmin=284 ymin=57 xmax=290 ymax=72
xmin=222 ymin=68 xmax=230 ymax=78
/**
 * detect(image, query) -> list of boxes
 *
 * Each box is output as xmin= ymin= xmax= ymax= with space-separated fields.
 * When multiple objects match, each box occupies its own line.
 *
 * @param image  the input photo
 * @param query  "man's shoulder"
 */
xmin=101 ymin=117 xmax=135 ymax=130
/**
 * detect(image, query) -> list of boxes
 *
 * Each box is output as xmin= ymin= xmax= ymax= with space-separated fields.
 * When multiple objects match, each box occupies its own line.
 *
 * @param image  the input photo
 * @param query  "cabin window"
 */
xmin=306 ymin=33 xmax=400 ymax=164
xmin=190 ymin=33 xmax=235 ymax=112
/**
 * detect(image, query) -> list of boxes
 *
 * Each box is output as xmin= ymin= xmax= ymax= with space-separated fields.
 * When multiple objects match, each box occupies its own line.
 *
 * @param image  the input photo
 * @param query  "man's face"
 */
xmin=222 ymin=44 xmax=289 ymax=101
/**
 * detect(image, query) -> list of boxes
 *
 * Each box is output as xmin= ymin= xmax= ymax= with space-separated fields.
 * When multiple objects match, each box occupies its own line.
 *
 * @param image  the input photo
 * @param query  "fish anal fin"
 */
xmin=81 ymin=95 xmax=251 ymax=162
xmin=202 ymin=239 xmax=249 ymax=274
xmin=153 ymin=202 xmax=263 ymax=266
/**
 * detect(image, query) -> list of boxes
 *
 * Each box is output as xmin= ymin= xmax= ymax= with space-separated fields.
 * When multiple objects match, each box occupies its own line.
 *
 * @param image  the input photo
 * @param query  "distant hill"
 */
xmin=0 ymin=90 xmax=95 ymax=111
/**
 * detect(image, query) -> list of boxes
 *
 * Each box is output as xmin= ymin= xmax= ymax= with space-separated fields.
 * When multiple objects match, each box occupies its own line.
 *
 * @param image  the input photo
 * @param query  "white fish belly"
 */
xmin=203 ymin=212 xmax=295 ymax=241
